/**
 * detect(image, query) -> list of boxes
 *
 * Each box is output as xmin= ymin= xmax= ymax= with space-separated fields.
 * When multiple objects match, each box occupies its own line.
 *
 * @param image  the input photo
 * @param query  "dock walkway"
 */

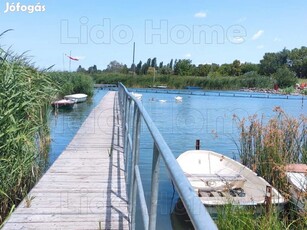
xmin=2 ymin=91 xmax=130 ymax=230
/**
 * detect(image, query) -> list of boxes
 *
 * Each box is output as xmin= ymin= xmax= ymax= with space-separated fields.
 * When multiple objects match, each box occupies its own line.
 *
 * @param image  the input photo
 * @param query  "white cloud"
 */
xmin=274 ymin=37 xmax=282 ymax=42
xmin=185 ymin=53 xmax=192 ymax=58
xmin=232 ymin=37 xmax=245 ymax=44
xmin=257 ymin=45 xmax=264 ymax=49
xmin=252 ymin=30 xmax=264 ymax=40
xmin=194 ymin=11 xmax=207 ymax=18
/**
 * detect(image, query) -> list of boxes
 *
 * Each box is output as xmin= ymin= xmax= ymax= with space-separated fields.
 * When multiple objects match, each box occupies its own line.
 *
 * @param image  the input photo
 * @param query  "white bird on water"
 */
xmin=175 ymin=96 xmax=183 ymax=102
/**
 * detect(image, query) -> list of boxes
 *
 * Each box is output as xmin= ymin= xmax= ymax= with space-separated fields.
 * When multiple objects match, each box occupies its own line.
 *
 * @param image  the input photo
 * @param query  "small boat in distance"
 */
xmin=176 ymin=150 xmax=285 ymax=217
xmin=64 ymin=93 xmax=88 ymax=103
xmin=131 ymin=92 xmax=142 ymax=100
xmin=51 ymin=99 xmax=76 ymax=110
xmin=285 ymin=164 xmax=307 ymax=212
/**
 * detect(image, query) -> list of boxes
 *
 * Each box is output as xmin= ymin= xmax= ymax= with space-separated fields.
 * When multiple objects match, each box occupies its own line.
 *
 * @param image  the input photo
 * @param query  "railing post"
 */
xmin=149 ymin=143 xmax=160 ymax=230
xmin=129 ymin=105 xmax=141 ymax=230
xmin=124 ymin=96 xmax=131 ymax=174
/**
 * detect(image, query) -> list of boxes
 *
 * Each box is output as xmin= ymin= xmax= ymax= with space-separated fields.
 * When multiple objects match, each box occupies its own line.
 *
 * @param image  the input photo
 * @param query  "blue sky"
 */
xmin=0 ymin=0 xmax=306 ymax=71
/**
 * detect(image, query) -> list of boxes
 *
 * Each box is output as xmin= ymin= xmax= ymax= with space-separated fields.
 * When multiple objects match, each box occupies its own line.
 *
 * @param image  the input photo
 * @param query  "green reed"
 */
xmin=216 ymin=205 xmax=287 ymax=230
xmin=0 ymin=47 xmax=58 ymax=225
xmin=48 ymin=71 xmax=94 ymax=98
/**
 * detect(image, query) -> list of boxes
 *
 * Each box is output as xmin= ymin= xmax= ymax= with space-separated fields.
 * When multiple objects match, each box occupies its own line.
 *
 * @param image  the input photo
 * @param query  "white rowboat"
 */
xmin=64 ymin=93 xmax=88 ymax=103
xmin=176 ymin=150 xmax=285 ymax=213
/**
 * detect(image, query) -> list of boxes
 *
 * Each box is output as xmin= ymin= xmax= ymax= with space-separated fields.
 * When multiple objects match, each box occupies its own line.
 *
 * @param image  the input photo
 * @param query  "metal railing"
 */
xmin=118 ymin=83 xmax=218 ymax=230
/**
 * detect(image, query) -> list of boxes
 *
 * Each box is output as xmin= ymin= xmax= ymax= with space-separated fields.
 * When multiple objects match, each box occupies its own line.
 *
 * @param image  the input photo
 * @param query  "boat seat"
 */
xmin=186 ymin=173 xmax=246 ymax=181
xmin=186 ymin=173 xmax=246 ymax=191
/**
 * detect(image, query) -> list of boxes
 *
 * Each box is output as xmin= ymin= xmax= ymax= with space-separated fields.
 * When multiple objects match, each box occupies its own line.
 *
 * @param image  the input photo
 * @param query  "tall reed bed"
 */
xmin=92 ymin=72 xmax=275 ymax=90
xmin=48 ymin=71 xmax=94 ymax=98
xmin=233 ymin=108 xmax=306 ymax=229
xmin=0 ymin=48 xmax=58 ymax=225
xmin=234 ymin=108 xmax=306 ymax=190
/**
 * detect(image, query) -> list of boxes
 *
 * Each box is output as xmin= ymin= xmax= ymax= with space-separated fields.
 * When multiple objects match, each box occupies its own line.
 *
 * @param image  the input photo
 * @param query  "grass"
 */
xmin=216 ymin=205 xmax=287 ymax=230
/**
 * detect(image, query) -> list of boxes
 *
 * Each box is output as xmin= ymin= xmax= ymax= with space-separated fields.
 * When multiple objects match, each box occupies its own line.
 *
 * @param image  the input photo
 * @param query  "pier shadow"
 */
xmin=104 ymin=92 xmax=130 ymax=229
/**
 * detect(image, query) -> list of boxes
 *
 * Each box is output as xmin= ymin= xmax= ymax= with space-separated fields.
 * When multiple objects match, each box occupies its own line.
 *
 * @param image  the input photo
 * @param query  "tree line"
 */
xmin=77 ymin=46 xmax=306 ymax=78
xmin=75 ymin=46 xmax=307 ymax=89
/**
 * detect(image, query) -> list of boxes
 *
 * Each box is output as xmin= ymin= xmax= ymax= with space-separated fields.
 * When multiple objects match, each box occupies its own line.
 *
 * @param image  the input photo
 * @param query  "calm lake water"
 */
xmin=48 ymin=89 xmax=306 ymax=230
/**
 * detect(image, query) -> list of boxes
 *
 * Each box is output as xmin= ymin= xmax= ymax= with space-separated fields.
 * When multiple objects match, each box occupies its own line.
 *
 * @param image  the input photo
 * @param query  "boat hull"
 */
xmin=64 ymin=93 xmax=88 ymax=103
xmin=51 ymin=99 xmax=75 ymax=109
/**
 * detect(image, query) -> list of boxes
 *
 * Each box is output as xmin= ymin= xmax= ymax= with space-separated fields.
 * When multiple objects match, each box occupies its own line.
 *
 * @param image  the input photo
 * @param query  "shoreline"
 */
xmin=240 ymin=87 xmax=307 ymax=97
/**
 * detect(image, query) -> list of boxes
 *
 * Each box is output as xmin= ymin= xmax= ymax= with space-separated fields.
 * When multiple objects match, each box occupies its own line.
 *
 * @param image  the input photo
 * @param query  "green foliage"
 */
xmin=240 ymin=71 xmax=274 ymax=88
xmin=91 ymin=72 xmax=277 ymax=90
xmin=259 ymin=48 xmax=290 ymax=76
xmin=174 ymin=59 xmax=193 ymax=76
xmin=281 ymin=86 xmax=295 ymax=94
xmin=231 ymin=59 xmax=242 ymax=76
xmin=0 ymin=47 xmax=58 ymax=224
xmin=273 ymin=67 xmax=297 ymax=88
xmin=216 ymin=205 xmax=286 ymax=230
xmin=48 ymin=72 xmax=94 ymax=98
xmin=288 ymin=46 xmax=307 ymax=78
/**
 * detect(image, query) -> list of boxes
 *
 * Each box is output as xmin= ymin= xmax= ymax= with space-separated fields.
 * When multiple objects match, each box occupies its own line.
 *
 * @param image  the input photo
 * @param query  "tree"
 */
xmin=88 ymin=65 xmax=98 ymax=74
xmin=121 ymin=64 xmax=129 ymax=74
xmin=195 ymin=64 xmax=211 ymax=76
xmin=218 ymin=63 xmax=232 ymax=76
xmin=209 ymin=63 xmax=220 ymax=74
xmin=159 ymin=66 xmax=172 ymax=75
xmin=273 ymin=66 xmax=297 ymax=88
xmin=288 ymin=46 xmax=307 ymax=78
xmin=136 ymin=61 xmax=142 ymax=75
xmin=146 ymin=58 xmax=151 ymax=67
xmin=259 ymin=48 xmax=290 ymax=75
xmin=151 ymin=57 xmax=157 ymax=68
xmin=169 ymin=59 xmax=174 ymax=70
xmin=174 ymin=59 xmax=193 ymax=76
xmin=241 ymin=62 xmax=259 ymax=74
xmin=231 ymin=59 xmax=241 ymax=76
xmin=76 ymin=65 xmax=86 ymax=73
xmin=141 ymin=63 xmax=149 ymax=75
xmin=106 ymin=60 xmax=124 ymax=73
xmin=159 ymin=61 xmax=163 ymax=69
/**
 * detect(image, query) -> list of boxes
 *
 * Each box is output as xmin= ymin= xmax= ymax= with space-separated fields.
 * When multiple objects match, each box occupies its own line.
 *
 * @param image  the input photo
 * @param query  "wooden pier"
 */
xmin=2 ymin=92 xmax=130 ymax=230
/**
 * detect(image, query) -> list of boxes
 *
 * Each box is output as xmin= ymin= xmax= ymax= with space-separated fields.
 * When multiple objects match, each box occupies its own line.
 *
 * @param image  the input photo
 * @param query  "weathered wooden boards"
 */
xmin=2 ymin=91 xmax=130 ymax=230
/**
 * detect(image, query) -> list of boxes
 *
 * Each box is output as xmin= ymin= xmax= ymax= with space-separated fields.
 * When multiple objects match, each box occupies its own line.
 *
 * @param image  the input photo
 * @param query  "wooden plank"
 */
xmin=2 ymin=91 xmax=130 ymax=230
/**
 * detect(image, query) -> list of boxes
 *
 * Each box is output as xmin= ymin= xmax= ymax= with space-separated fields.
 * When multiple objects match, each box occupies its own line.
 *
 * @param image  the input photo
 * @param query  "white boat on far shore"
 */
xmin=64 ymin=93 xmax=88 ymax=103
xmin=131 ymin=92 xmax=142 ymax=100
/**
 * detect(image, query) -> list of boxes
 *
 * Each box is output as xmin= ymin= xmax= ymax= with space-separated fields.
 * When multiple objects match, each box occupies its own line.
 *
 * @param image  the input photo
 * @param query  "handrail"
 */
xmin=118 ymin=83 xmax=218 ymax=230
